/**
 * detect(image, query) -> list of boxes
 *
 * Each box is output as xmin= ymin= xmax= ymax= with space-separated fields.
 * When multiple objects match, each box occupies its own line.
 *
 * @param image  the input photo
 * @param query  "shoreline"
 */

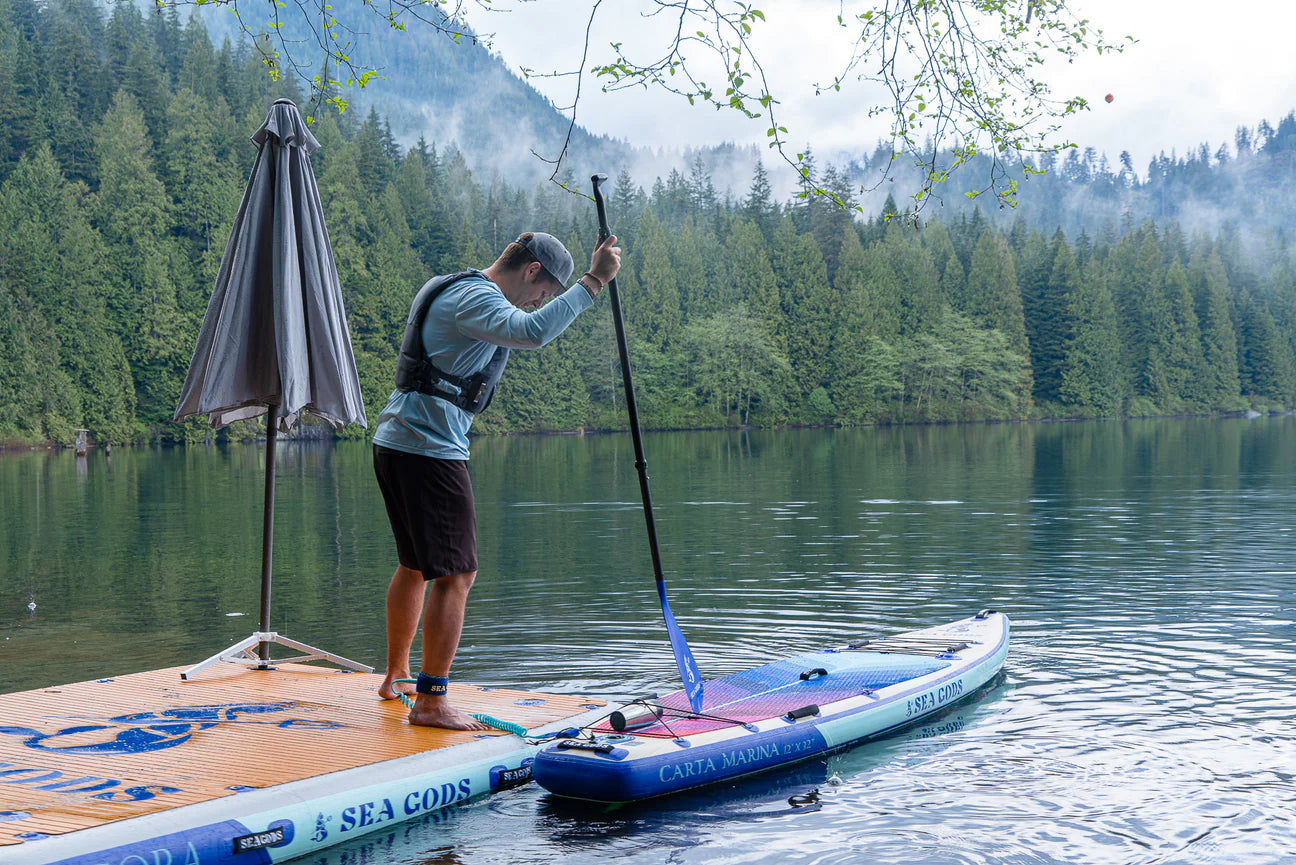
xmin=3 ymin=408 xmax=1289 ymax=454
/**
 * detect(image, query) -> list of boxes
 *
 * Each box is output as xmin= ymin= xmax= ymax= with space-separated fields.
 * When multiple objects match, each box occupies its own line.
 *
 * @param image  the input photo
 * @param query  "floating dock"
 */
xmin=0 ymin=663 xmax=605 ymax=863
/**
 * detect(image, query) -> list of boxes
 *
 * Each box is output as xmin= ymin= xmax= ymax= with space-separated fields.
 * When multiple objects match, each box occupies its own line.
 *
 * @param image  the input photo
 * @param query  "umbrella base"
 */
xmin=180 ymin=631 xmax=374 ymax=680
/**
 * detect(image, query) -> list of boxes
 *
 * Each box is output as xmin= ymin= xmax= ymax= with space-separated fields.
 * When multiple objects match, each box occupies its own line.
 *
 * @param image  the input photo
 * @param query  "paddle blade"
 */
xmin=657 ymin=582 xmax=704 ymax=713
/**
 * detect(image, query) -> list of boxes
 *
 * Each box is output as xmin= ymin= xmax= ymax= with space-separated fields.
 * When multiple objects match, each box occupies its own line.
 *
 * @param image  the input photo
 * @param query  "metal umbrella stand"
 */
xmin=174 ymin=99 xmax=371 ymax=680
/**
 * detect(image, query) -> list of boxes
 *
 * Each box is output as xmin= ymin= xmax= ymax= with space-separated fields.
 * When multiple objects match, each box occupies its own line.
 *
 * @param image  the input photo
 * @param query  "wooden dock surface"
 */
xmin=0 ymin=663 xmax=601 ymax=847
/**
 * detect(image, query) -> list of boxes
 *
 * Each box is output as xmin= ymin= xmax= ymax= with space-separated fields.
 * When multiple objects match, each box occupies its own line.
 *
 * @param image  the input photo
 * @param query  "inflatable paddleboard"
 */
xmin=533 ymin=610 xmax=1008 ymax=802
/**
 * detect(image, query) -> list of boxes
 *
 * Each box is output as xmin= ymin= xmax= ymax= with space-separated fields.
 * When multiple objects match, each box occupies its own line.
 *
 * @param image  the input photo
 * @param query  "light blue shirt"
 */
xmin=373 ymin=273 xmax=594 ymax=459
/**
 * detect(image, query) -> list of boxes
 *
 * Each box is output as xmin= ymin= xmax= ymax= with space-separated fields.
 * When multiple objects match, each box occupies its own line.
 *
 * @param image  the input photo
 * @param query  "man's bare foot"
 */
xmin=407 ymin=695 xmax=490 ymax=731
xmin=378 ymin=671 xmax=414 ymax=701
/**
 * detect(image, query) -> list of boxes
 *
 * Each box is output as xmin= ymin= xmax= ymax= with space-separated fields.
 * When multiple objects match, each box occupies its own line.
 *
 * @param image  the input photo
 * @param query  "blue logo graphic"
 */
xmin=0 ymin=702 xmax=344 ymax=754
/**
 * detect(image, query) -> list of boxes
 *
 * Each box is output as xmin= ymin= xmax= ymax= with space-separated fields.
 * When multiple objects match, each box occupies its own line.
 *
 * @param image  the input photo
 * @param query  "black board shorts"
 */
xmin=373 ymin=444 xmax=477 ymax=579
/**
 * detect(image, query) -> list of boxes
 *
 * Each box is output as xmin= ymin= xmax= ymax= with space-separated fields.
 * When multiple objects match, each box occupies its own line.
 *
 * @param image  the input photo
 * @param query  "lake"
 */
xmin=2 ymin=418 xmax=1294 ymax=864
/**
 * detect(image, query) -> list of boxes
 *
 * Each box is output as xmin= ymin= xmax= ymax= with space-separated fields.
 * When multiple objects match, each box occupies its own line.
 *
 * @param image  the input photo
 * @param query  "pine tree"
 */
xmin=1189 ymin=249 xmax=1242 ymax=409
xmin=0 ymin=0 xmax=46 ymax=175
xmin=964 ymin=230 xmax=1032 ymax=403
xmin=741 ymin=158 xmax=779 ymax=240
xmin=0 ymin=277 xmax=80 ymax=441
xmin=770 ymin=217 xmax=833 ymax=391
xmin=611 ymin=166 xmax=641 ymax=225
xmin=1161 ymin=258 xmax=1209 ymax=409
xmin=93 ymin=89 xmax=187 ymax=428
xmin=668 ymin=215 xmax=708 ymax=319
xmin=1059 ymin=258 xmax=1122 ymax=414
xmin=722 ymin=218 xmax=780 ymax=341
xmin=1132 ymin=230 xmax=1176 ymax=408
xmin=686 ymin=152 xmax=718 ymax=216
xmin=0 ymin=143 xmax=135 ymax=440
xmin=1031 ymin=231 xmax=1079 ymax=405
xmin=164 ymin=89 xmax=240 ymax=260
xmin=811 ymin=164 xmax=856 ymax=281
xmin=1236 ymin=289 xmax=1296 ymax=405
xmin=884 ymin=222 xmax=943 ymax=337
xmin=925 ymin=222 xmax=965 ymax=312
xmin=628 ymin=209 xmax=682 ymax=347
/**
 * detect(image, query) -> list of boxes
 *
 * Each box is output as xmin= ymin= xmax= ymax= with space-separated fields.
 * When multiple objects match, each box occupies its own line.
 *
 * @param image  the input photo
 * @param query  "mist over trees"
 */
xmin=1 ymin=0 xmax=1294 ymax=447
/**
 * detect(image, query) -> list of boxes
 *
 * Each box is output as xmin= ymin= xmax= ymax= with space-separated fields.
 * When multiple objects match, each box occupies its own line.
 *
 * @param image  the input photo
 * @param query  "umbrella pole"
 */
xmin=181 ymin=402 xmax=375 ymax=680
xmin=258 ymin=403 xmax=280 ymax=666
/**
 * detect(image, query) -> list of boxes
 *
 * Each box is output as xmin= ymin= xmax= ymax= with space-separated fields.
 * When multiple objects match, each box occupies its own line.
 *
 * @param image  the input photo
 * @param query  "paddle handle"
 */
xmin=590 ymin=174 xmax=666 ymax=587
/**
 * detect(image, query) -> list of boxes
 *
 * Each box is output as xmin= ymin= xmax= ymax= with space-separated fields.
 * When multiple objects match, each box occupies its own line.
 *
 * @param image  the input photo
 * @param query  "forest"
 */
xmin=1 ymin=0 xmax=1295 ymax=447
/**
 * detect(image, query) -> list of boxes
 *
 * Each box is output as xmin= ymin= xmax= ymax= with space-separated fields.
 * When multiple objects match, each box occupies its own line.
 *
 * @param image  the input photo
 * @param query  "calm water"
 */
xmin=2 ymin=419 xmax=1294 ymax=864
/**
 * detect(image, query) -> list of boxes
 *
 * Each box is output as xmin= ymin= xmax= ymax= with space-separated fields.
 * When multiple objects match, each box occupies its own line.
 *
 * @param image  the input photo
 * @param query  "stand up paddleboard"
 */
xmin=533 ymin=610 xmax=1008 ymax=803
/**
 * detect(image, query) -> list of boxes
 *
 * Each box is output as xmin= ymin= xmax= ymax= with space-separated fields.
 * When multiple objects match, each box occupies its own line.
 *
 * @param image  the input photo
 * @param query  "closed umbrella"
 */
xmin=175 ymin=98 xmax=371 ymax=679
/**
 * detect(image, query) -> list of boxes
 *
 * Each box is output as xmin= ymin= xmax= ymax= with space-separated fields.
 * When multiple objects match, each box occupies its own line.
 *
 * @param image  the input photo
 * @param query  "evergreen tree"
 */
xmin=884 ymin=222 xmax=943 ymax=337
xmin=811 ymin=164 xmax=856 ymax=281
xmin=1133 ymin=231 xmax=1177 ymax=409
xmin=722 ymin=218 xmax=780 ymax=341
xmin=925 ymin=222 xmax=965 ymax=312
xmin=741 ymin=158 xmax=779 ymax=240
xmin=1104 ymin=228 xmax=1143 ymax=396
xmin=93 ymin=89 xmax=186 ymax=429
xmin=1161 ymin=258 xmax=1209 ymax=409
xmin=964 ymin=229 xmax=1032 ymax=403
xmin=1059 ymin=258 xmax=1122 ymax=414
xmin=770 ymin=217 xmax=833 ymax=392
xmin=611 ymin=166 xmax=641 ymax=225
xmin=667 ymin=215 xmax=709 ymax=319
xmin=1031 ymin=231 xmax=1079 ymax=405
xmin=164 ymin=89 xmax=240 ymax=260
xmin=0 ymin=278 xmax=80 ymax=441
xmin=1189 ymin=249 xmax=1243 ymax=409
xmin=1236 ymin=289 xmax=1296 ymax=404
xmin=686 ymin=152 xmax=718 ymax=215
xmin=0 ymin=0 xmax=46 ymax=176
xmin=0 ymin=143 xmax=135 ymax=440
xmin=628 ymin=209 xmax=682 ymax=347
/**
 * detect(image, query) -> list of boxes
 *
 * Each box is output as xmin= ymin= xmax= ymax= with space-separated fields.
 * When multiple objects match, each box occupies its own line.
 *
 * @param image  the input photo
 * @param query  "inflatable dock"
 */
xmin=0 ymin=663 xmax=605 ymax=863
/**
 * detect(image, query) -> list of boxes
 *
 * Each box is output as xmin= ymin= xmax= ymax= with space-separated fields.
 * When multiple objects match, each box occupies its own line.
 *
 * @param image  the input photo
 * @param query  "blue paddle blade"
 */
xmin=657 ymin=581 xmax=704 ymax=714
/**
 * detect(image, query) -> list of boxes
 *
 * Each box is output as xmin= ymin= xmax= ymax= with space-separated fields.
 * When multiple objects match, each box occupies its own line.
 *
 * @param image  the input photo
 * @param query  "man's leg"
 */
xmin=408 ymin=570 xmax=489 ymax=730
xmin=379 ymin=564 xmax=427 ymax=700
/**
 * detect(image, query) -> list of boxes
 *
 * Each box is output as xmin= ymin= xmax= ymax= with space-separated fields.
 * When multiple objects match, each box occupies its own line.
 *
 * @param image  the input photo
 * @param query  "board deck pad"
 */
xmin=0 ymin=663 xmax=601 ymax=847
xmin=597 ymin=651 xmax=949 ymax=737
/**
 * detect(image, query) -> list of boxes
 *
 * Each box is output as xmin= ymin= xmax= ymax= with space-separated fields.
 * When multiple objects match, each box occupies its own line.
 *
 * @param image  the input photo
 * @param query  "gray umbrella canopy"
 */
xmin=175 ymin=98 xmax=366 ymax=432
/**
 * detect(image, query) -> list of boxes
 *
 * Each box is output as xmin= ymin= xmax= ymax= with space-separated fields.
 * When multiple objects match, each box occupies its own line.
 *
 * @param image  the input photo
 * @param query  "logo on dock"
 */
xmin=0 ymin=701 xmax=344 ymax=754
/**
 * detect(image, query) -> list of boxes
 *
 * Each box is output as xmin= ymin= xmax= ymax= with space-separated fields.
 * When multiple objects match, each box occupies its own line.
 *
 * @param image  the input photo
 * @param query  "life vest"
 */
xmin=393 ymin=270 xmax=509 ymax=414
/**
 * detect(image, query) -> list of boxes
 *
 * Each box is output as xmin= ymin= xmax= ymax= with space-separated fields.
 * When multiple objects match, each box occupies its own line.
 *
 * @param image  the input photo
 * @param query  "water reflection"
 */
xmin=2 ymin=417 xmax=1295 ymax=863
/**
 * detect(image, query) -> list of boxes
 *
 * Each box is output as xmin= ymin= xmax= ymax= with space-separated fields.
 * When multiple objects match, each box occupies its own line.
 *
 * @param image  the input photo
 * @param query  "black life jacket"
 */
xmin=393 ymin=270 xmax=509 ymax=414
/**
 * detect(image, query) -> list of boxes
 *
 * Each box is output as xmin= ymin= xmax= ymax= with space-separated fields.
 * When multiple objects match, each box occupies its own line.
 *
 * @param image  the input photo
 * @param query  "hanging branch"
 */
xmin=164 ymin=0 xmax=1129 ymax=212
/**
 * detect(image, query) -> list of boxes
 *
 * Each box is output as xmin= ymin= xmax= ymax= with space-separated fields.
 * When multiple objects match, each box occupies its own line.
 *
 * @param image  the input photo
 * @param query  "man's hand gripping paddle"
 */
xmin=591 ymin=173 xmax=704 ymax=714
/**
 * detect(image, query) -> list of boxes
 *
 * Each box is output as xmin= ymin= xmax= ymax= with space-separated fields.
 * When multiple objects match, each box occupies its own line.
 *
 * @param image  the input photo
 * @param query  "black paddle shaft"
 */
xmin=591 ymin=173 xmax=667 ymax=587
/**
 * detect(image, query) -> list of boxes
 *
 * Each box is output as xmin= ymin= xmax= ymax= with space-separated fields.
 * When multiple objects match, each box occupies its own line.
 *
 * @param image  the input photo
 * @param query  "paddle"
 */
xmin=591 ymin=173 xmax=704 ymax=714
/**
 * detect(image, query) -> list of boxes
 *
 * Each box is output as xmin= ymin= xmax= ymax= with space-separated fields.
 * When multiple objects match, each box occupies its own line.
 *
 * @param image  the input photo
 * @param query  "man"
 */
xmin=372 ymin=231 xmax=621 ymax=729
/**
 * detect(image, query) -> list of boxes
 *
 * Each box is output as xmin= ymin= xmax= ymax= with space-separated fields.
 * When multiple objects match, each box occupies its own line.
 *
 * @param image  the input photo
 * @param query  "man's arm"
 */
xmin=455 ymin=282 xmax=594 ymax=349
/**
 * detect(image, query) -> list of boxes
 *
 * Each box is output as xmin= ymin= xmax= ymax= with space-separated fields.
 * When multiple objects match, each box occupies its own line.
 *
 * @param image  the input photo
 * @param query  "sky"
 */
xmin=479 ymin=1 xmax=1296 ymax=181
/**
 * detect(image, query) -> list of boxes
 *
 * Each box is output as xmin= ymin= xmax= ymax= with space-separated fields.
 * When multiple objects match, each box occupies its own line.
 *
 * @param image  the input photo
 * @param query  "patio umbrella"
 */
xmin=174 ymin=98 xmax=370 ymax=678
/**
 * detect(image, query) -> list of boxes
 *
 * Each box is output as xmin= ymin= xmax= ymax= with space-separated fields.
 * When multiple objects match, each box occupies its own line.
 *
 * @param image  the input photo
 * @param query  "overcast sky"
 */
xmin=481 ymin=1 xmax=1296 ymax=180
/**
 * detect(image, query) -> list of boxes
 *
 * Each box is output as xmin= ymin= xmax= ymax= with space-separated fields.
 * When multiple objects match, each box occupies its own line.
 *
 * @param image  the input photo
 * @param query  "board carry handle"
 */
xmin=786 ymin=704 xmax=821 ymax=721
xmin=799 ymin=667 xmax=829 ymax=681
xmin=556 ymin=739 xmax=616 ymax=754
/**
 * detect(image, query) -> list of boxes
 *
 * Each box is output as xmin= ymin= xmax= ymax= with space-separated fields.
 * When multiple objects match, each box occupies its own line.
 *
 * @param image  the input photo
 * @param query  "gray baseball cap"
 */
xmin=517 ymin=232 xmax=574 ymax=286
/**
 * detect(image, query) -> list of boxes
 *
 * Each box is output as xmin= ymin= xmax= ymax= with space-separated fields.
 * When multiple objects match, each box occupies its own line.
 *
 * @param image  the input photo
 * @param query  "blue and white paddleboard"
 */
xmin=533 ymin=610 xmax=1008 ymax=802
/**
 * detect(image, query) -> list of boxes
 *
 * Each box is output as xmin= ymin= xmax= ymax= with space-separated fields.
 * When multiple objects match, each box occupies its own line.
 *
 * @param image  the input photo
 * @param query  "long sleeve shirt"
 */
xmin=372 ymin=273 xmax=593 ymax=459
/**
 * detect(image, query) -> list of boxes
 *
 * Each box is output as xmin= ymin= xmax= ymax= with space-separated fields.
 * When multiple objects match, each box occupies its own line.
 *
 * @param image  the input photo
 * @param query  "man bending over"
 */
xmin=372 ymin=231 xmax=621 ymax=729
